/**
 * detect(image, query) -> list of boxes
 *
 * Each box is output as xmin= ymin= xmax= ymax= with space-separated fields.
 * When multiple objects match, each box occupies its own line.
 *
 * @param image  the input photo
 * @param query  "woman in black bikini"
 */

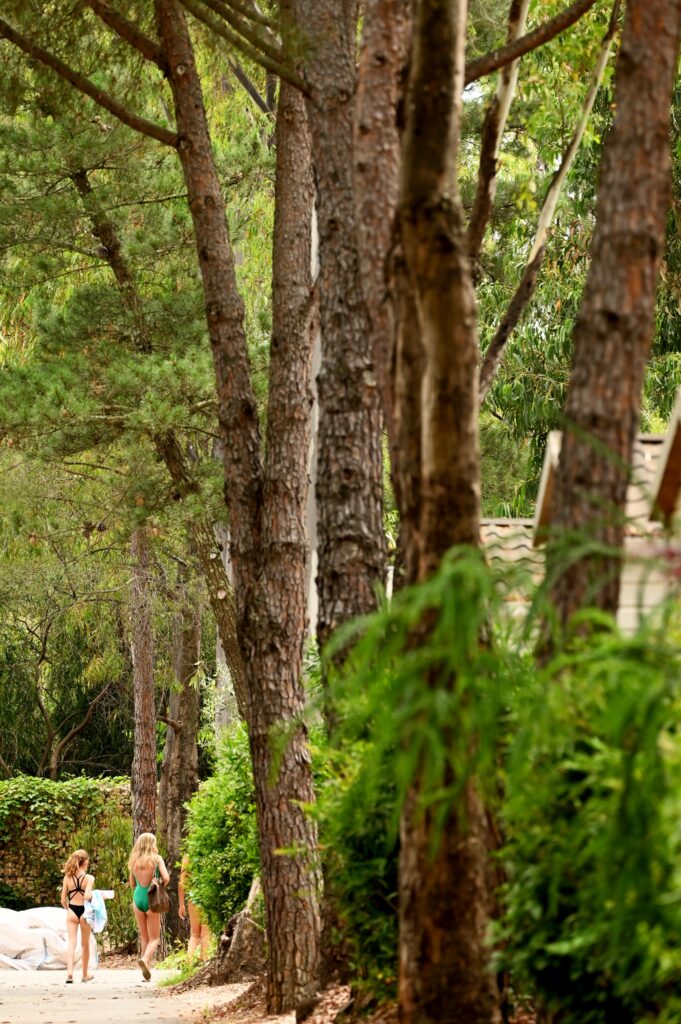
xmin=60 ymin=849 xmax=95 ymax=983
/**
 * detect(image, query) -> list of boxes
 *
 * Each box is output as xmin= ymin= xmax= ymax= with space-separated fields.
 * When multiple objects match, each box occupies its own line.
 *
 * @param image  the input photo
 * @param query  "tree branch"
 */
xmin=467 ymin=0 xmax=530 ymax=269
xmin=51 ymin=679 xmax=116 ymax=776
xmin=179 ymin=0 xmax=309 ymax=94
xmin=220 ymin=0 xmax=276 ymax=30
xmin=465 ymin=0 xmax=600 ymax=86
xmin=84 ymin=0 xmax=168 ymax=71
xmin=229 ymin=58 xmax=273 ymax=114
xmin=478 ymin=0 xmax=621 ymax=404
xmin=158 ymin=714 xmax=182 ymax=732
xmin=0 ymin=17 xmax=178 ymax=147
xmin=195 ymin=0 xmax=281 ymax=52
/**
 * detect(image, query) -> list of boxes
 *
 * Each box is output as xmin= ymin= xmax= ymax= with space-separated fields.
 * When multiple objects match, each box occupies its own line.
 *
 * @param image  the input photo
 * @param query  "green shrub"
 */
xmin=315 ymin=548 xmax=515 ymax=1001
xmin=183 ymin=723 xmax=259 ymax=935
xmin=316 ymin=746 xmax=398 ymax=999
xmin=498 ymin=611 xmax=681 ymax=1023
xmin=0 ymin=774 xmax=134 ymax=945
xmin=71 ymin=807 xmax=135 ymax=950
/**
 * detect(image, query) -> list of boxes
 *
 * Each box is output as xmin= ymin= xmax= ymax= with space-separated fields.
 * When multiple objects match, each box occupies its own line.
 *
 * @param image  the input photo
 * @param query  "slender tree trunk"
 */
xmin=354 ymin=0 xmax=411 ymax=447
xmin=547 ymin=0 xmax=681 ymax=626
xmin=245 ymin=71 xmax=321 ymax=1012
xmin=154 ymin=2 xmax=320 ymax=1007
xmin=130 ymin=527 xmax=157 ymax=839
xmin=392 ymin=1 xmax=500 ymax=1022
xmin=159 ymin=579 xmax=201 ymax=939
xmin=293 ymin=0 xmax=387 ymax=660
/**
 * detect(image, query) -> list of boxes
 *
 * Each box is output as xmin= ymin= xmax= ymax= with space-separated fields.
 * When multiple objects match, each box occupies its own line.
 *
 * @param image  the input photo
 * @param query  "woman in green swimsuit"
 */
xmin=127 ymin=833 xmax=170 ymax=980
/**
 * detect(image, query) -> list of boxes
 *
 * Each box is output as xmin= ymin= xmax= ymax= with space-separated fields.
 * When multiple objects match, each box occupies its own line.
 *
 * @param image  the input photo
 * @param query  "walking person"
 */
xmin=178 ymin=854 xmax=213 ymax=961
xmin=60 ymin=849 xmax=94 ymax=983
xmin=128 ymin=832 xmax=170 ymax=981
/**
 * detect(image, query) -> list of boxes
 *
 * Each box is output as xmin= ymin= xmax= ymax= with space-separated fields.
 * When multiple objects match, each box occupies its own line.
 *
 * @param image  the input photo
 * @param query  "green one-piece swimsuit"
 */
xmin=133 ymin=866 xmax=159 ymax=913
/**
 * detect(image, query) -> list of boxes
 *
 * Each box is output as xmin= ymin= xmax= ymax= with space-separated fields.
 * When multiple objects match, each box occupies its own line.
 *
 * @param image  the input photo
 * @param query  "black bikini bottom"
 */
xmin=68 ymin=904 xmax=85 ymax=919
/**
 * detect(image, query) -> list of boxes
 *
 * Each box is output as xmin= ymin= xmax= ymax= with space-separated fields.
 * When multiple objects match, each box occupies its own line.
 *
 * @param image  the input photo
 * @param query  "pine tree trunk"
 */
xmin=392 ymin=1 xmax=500 ymax=1021
xmin=245 ymin=72 xmax=321 ymax=1012
xmin=130 ymin=527 xmax=157 ymax=840
xmin=293 ymin=0 xmax=387 ymax=658
xmin=154 ymin=2 xmax=320 ymax=1007
xmin=159 ymin=579 xmax=201 ymax=939
xmin=354 ymin=0 xmax=411 ymax=447
xmin=547 ymin=0 xmax=681 ymax=626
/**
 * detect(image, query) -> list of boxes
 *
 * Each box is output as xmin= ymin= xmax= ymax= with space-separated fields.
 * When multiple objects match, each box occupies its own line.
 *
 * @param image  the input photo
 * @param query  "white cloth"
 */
xmin=0 ymin=907 xmax=97 ymax=970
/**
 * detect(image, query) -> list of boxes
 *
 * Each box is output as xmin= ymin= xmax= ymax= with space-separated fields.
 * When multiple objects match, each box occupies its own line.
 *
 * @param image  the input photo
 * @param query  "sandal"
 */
xmin=137 ymin=957 xmax=151 ymax=981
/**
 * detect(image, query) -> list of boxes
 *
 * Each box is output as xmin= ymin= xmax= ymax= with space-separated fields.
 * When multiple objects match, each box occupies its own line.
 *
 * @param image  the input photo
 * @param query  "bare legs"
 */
xmin=187 ymin=902 xmax=212 ymax=960
xmin=65 ymin=910 xmax=93 ymax=981
xmin=133 ymin=904 xmax=161 ymax=978
xmin=65 ymin=911 xmax=78 ymax=981
xmin=80 ymin=918 xmax=93 ymax=980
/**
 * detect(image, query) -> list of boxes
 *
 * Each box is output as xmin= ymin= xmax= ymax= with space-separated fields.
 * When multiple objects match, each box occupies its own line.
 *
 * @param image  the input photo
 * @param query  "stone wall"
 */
xmin=0 ymin=777 xmax=131 ymax=908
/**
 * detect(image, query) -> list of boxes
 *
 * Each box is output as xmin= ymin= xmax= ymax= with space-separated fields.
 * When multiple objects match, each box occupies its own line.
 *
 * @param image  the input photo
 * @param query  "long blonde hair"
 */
xmin=63 ymin=849 xmax=89 ymax=877
xmin=128 ymin=832 xmax=159 ymax=873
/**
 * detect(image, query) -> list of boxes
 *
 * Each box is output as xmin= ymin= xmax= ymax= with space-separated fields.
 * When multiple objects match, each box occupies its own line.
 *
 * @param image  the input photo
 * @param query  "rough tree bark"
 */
xmin=158 ymin=577 xmax=201 ymax=939
xmin=243 ymin=69 xmax=321 ymax=1010
xmin=154 ymin=1 xmax=320 ymax=1008
xmin=392 ymin=0 xmax=501 ymax=1021
xmin=293 ymin=0 xmax=387 ymax=660
xmin=354 ymin=0 xmax=411 ymax=448
xmin=547 ymin=0 xmax=681 ymax=626
xmin=129 ymin=527 xmax=157 ymax=839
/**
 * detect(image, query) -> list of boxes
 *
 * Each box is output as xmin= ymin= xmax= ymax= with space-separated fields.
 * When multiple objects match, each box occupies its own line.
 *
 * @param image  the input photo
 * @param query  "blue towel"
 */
xmin=84 ymin=890 xmax=108 ymax=934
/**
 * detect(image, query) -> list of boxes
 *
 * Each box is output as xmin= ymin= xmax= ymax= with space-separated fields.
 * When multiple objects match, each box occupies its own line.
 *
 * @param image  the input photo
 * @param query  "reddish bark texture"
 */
xmin=246 ymin=74 xmax=321 ymax=1012
xmin=354 ymin=0 xmax=411 ymax=445
xmin=293 ymin=0 xmax=387 ymax=656
xmin=159 ymin=584 xmax=201 ymax=938
xmin=130 ymin=527 xmax=157 ymax=840
xmin=155 ymin=1 xmax=320 ymax=1007
xmin=548 ymin=0 xmax=681 ymax=626
xmin=392 ymin=0 xmax=500 ymax=1021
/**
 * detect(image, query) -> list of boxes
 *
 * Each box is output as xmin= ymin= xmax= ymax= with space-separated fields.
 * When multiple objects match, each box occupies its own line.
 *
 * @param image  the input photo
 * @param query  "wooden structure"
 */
xmin=483 ymin=429 xmax=674 ymax=632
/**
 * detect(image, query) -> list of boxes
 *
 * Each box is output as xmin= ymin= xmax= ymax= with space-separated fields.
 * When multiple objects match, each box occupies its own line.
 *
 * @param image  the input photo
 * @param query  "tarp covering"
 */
xmin=0 ymin=907 xmax=97 ymax=970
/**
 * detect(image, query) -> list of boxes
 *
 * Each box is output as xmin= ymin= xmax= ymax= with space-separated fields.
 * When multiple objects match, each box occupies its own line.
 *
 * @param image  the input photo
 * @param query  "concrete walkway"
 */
xmin=0 ymin=967 xmax=247 ymax=1023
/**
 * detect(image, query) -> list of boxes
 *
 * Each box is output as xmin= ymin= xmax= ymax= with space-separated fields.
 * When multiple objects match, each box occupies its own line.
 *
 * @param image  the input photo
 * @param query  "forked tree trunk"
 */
xmin=155 ymin=1 xmax=320 ymax=1008
xmin=392 ymin=1 xmax=500 ymax=1022
xmin=547 ymin=0 xmax=681 ymax=626
xmin=130 ymin=527 xmax=157 ymax=839
xmin=245 ymin=70 xmax=320 ymax=1012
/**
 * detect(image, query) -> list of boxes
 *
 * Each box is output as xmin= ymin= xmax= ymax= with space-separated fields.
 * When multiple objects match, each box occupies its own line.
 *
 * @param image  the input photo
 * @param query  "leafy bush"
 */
xmin=183 ymin=723 xmax=259 ymax=935
xmin=316 ymin=746 xmax=398 ymax=999
xmin=315 ymin=548 xmax=515 ymax=1000
xmin=498 ymin=611 xmax=681 ymax=1023
xmin=71 ymin=807 xmax=135 ymax=950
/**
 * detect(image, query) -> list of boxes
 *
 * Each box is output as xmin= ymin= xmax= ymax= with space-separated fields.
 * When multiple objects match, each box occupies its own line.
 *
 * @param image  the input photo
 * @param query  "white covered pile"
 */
xmin=0 ymin=907 xmax=96 ymax=970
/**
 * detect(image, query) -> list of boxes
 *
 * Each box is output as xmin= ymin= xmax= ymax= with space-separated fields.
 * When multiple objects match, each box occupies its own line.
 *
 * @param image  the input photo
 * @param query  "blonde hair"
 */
xmin=128 ymin=832 xmax=159 ymax=873
xmin=63 ymin=849 xmax=89 ymax=877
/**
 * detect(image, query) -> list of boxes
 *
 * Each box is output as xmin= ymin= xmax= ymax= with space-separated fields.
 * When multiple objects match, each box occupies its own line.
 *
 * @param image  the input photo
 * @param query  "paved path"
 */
xmin=0 ymin=968 xmax=246 ymax=1023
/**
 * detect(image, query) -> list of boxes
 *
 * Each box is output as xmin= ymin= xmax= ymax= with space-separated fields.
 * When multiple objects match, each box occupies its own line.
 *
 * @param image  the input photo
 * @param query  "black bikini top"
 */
xmin=67 ymin=872 xmax=87 ymax=900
